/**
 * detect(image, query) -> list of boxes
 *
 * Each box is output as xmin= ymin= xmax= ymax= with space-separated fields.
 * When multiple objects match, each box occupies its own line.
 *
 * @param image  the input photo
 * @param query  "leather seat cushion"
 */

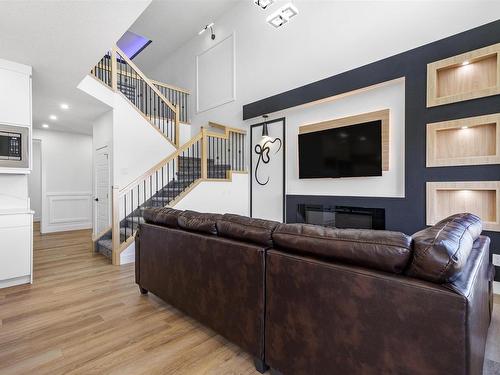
xmin=406 ymin=213 xmax=482 ymax=283
xmin=178 ymin=210 xmax=222 ymax=235
xmin=143 ymin=207 xmax=182 ymax=228
xmin=272 ymin=223 xmax=413 ymax=274
xmin=216 ymin=214 xmax=280 ymax=247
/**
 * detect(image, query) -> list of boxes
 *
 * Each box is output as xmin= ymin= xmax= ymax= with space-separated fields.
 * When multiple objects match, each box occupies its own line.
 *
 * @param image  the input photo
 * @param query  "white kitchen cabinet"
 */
xmin=0 ymin=210 xmax=33 ymax=288
xmin=0 ymin=58 xmax=32 ymax=127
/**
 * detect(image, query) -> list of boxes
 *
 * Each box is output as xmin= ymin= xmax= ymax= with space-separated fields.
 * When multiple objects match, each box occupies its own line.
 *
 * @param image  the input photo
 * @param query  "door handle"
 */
xmin=94 ymin=198 xmax=99 ymax=202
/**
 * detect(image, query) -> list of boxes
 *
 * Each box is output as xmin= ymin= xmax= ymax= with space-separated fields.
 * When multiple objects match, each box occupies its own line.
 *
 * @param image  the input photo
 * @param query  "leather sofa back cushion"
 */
xmin=143 ymin=207 xmax=182 ymax=228
xmin=406 ymin=213 xmax=482 ymax=283
xmin=216 ymin=214 xmax=280 ymax=247
xmin=272 ymin=224 xmax=412 ymax=274
xmin=178 ymin=210 xmax=222 ymax=235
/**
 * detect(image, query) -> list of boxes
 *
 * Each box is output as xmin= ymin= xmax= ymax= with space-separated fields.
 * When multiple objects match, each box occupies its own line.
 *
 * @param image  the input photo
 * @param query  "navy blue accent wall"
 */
xmin=242 ymin=20 xmax=500 ymax=281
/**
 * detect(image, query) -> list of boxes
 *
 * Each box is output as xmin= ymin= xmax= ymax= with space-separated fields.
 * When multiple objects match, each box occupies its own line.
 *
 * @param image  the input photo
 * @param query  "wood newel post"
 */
xmin=111 ymin=186 xmax=120 ymax=265
xmin=201 ymin=127 xmax=208 ymax=179
xmin=175 ymin=104 xmax=180 ymax=147
xmin=111 ymin=46 xmax=118 ymax=92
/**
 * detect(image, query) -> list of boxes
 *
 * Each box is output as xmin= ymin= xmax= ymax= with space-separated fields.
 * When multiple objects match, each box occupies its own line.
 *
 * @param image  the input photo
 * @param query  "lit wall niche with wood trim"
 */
xmin=427 ymin=43 xmax=500 ymax=107
xmin=427 ymin=113 xmax=500 ymax=167
xmin=427 ymin=181 xmax=500 ymax=232
xmin=299 ymin=109 xmax=390 ymax=171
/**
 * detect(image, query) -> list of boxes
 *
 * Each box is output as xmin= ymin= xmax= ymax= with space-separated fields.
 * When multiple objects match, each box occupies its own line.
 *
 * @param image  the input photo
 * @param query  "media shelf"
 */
xmin=427 ymin=181 xmax=500 ymax=232
xmin=427 ymin=113 xmax=500 ymax=167
xmin=427 ymin=43 xmax=500 ymax=107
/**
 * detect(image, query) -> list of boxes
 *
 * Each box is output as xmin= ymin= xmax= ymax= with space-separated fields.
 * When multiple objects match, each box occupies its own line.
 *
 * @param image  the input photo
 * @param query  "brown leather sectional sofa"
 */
xmin=135 ymin=209 xmax=493 ymax=375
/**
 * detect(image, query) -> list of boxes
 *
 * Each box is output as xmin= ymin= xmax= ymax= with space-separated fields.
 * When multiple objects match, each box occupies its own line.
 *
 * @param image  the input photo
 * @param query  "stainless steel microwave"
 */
xmin=0 ymin=124 xmax=29 ymax=169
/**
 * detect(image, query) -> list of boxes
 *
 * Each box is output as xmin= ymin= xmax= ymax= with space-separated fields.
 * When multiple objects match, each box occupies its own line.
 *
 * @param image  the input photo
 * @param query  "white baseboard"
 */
xmin=494 ymin=281 xmax=500 ymax=295
xmin=42 ymin=222 xmax=92 ymax=234
xmin=0 ymin=275 xmax=31 ymax=289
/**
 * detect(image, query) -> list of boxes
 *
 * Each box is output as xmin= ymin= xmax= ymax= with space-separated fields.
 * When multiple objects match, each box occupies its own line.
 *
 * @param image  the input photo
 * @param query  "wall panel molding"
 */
xmin=196 ymin=33 xmax=236 ymax=113
xmin=45 ymin=191 xmax=92 ymax=232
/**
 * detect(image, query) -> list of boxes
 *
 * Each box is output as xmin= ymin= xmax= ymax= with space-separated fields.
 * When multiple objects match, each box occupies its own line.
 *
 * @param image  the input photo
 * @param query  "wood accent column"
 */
xmin=111 ymin=186 xmax=120 ymax=265
xmin=201 ymin=127 xmax=208 ymax=179
xmin=111 ymin=47 xmax=118 ymax=92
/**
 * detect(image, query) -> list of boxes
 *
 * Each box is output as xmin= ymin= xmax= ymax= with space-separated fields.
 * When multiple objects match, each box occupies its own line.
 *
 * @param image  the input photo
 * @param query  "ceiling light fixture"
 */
xmin=42 ymin=124 xmax=49 ymax=128
xmin=199 ymin=22 xmax=215 ymax=40
xmin=461 ymin=126 xmax=469 ymax=129
xmin=262 ymin=115 xmax=269 ymax=138
xmin=60 ymin=103 xmax=69 ymax=110
xmin=462 ymin=60 xmax=470 ymax=66
xmin=49 ymin=115 xmax=57 ymax=120
xmin=267 ymin=3 xmax=299 ymax=28
xmin=254 ymin=0 xmax=275 ymax=10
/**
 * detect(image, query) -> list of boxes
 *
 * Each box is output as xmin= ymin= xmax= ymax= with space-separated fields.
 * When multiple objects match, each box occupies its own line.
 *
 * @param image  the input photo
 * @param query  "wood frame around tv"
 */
xmin=298 ymin=109 xmax=390 ymax=172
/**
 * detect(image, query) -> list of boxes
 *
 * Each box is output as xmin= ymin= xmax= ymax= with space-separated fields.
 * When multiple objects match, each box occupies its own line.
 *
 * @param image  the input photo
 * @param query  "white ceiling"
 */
xmin=0 ymin=0 xmax=151 ymax=135
xmin=130 ymin=0 xmax=243 ymax=75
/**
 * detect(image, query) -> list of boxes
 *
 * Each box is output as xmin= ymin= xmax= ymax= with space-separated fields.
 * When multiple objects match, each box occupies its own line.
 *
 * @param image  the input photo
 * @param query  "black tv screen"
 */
xmin=299 ymin=120 xmax=382 ymax=178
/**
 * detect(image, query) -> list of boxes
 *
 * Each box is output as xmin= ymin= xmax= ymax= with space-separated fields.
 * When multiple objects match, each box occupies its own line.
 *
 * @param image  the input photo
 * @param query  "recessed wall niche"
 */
xmin=427 ymin=181 xmax=500 ymax=232
xmin=427 ymin=113 xmax=500 ymax=167
xmin=427 ymin=43 xmax=500 ymax=107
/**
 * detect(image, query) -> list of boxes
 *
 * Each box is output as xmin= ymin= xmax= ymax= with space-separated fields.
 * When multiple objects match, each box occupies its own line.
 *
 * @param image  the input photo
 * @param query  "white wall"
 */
xmin=80 ymin=76 xmax=177 ymax=191
xmin=284 ymin=79 xmax=405 ymax=197
xmin=33 ymin=129 xmax=93 ymax=233
xmin=148 ymin=0 xmax=500 ymax=135
xmin=173 ymin=173 xmax=249 ymax=216
xmin=112 ymin=94 xmax=176 ymax=189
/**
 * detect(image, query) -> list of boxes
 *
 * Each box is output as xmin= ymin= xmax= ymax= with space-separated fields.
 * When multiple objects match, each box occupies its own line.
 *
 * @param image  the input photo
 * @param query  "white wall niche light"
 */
xmin=254 ymin=0 xmax=275 ymax=10
xmin=267 ymin=3 xmax=299 ymax=28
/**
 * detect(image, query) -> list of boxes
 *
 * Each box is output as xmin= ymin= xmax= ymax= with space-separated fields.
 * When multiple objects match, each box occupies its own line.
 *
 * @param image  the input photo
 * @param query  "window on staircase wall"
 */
xmin=116 ymin=30 xmax=152 ymax=60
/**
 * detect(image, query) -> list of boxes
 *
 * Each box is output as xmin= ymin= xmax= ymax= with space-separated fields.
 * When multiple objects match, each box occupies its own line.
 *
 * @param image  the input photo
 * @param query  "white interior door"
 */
xmin=251 ymin=119 xmax=285 ymax=222
xmin=28 ymin=139 xmax=42 ymax=221
xmin=95 ymin=148 xmax=110 ymax=234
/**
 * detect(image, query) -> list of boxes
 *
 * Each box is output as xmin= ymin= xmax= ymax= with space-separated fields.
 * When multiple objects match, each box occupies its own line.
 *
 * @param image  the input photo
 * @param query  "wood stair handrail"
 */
xmin=118 ymin=130 xmax=203 ymax=195
xmin=110 ymin=122 xmax=247 ymax=265
xmin=150 ymin=79 xmax=191 ymax=95
xmin=113 ymin=45 xmax=177 ymax=113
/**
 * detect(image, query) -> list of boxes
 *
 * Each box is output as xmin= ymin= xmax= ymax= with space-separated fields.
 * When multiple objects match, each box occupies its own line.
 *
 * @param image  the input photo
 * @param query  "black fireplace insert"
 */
xmin=297 ymin=204 xmax=385 ymax=230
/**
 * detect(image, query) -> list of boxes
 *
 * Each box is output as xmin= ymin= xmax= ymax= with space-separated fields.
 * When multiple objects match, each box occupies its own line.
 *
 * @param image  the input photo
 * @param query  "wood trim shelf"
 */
xmin=427 ymin=43 xmax=500 ymax=107
xmin=299 ymin=109 xmax=390 ymax=171
xmin=427 ymin=181 xmax=500 ymax=232
xmin=427 ymin=113 xmax=500 ymax=167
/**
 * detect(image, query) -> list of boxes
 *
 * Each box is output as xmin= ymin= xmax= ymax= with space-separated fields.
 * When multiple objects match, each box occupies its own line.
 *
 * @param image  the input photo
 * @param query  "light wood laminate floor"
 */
xmin=0 ymin=224 xmax=260 ymax=375
xmin=0 ymin=225 xmax=499 ymax=374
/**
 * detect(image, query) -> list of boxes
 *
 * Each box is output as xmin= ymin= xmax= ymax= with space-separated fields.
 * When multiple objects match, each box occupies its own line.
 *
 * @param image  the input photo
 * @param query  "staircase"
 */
xmin=95 ymin=153 xmax=232 ymax=258
xmin=90 ymin=47 xmax=246 ymax=264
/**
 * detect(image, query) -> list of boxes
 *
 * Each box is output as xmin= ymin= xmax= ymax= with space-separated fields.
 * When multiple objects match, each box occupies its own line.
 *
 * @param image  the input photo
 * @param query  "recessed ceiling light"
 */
xmin=267 ymin=3 xmax=299 ymax=28
xmin=42 ymin=124 xmax=49 ymax=128
xmin=461 ymin=126 xmax=469 ymax=129
xmin=462 ymin=61 xmax=470 ymax=66
xmin=254 ymin=0 xmax=275 ymax=10
xmin=60 ymin=103 xmax=69 ymax=110
xmin=49 ymin=115 xmax=57 ymax=120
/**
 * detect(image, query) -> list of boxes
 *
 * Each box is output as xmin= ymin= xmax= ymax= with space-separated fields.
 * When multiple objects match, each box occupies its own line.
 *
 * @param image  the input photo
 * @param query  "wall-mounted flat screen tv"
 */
xmin=299 ymin=120 xmax=382 ymax=178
